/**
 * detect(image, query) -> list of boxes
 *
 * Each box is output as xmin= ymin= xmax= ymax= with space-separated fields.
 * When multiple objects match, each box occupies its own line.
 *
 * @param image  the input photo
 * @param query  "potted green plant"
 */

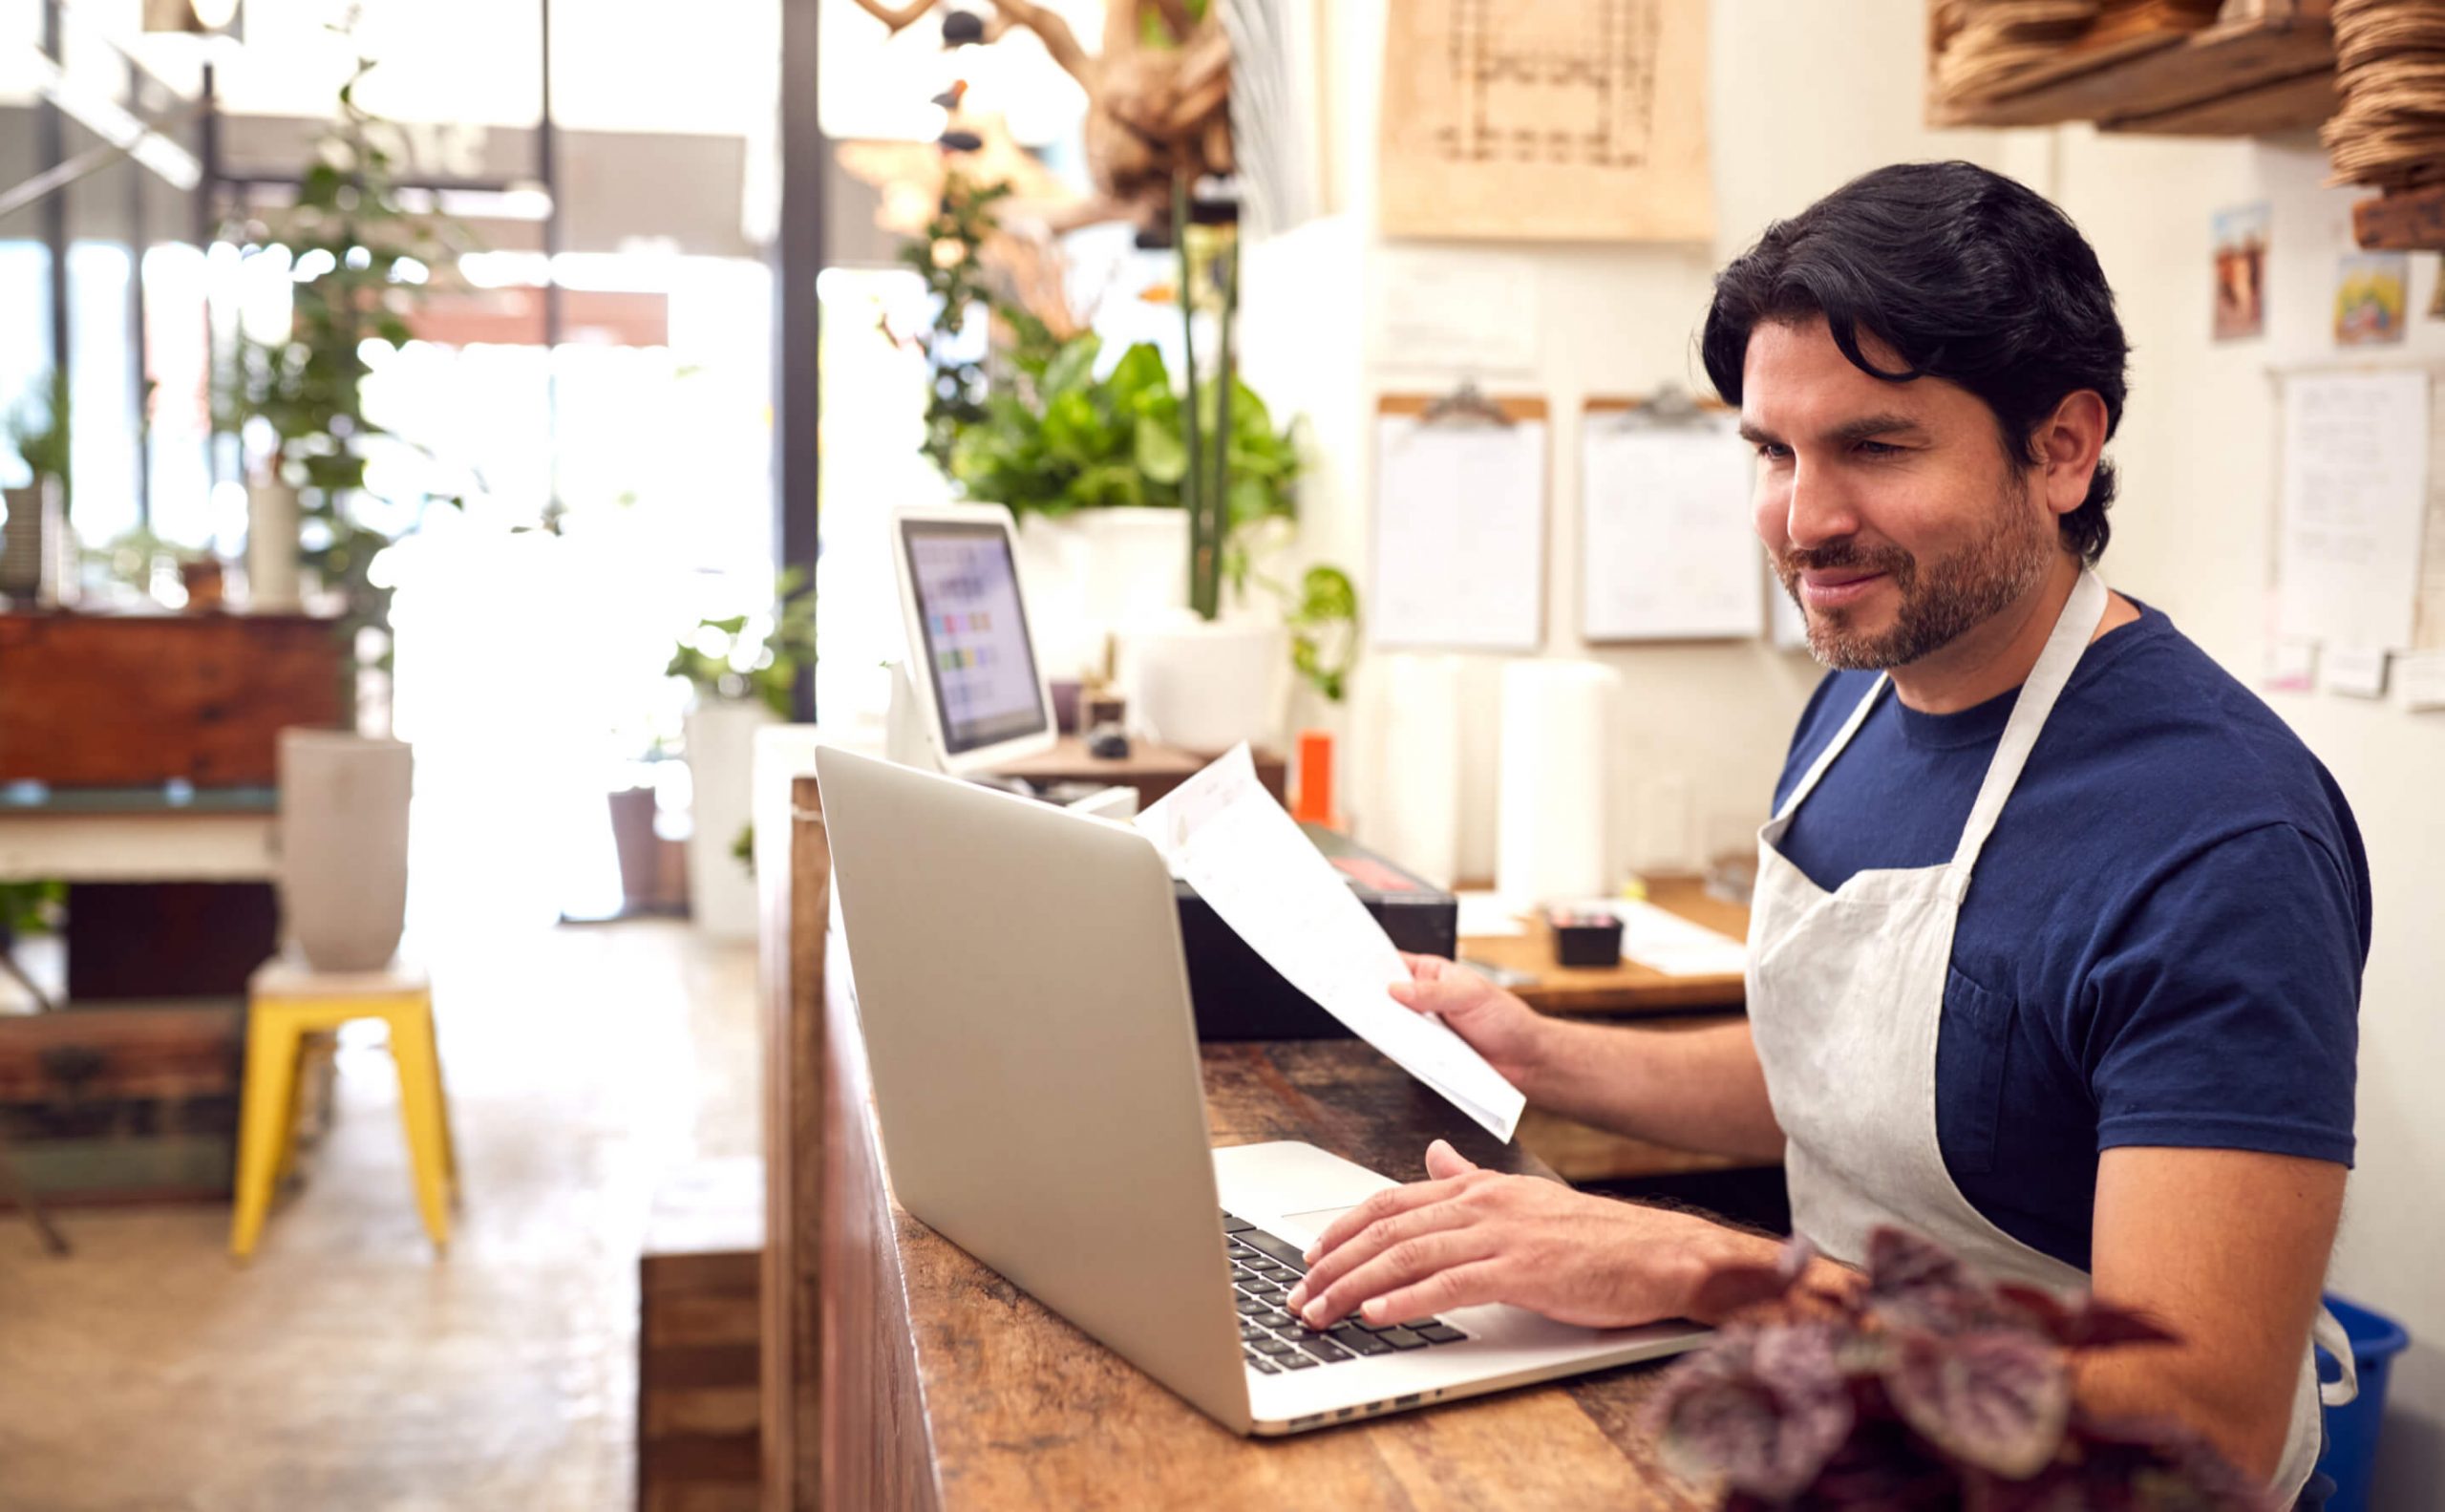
xmin=213 ymin=46 xmax=468 ymax=701
xmin=1111 ymin=179 xmax=1361 ymax=752
xmin=904 ymin=172 xmax=1356 ymax=740
xmin=665 ymin=570 xmax=816 ymax=939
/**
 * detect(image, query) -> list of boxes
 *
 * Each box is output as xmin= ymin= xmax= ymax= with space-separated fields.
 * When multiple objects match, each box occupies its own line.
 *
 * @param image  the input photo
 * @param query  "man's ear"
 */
xmin=2036 ymin=390 xmax=2110 ymax=519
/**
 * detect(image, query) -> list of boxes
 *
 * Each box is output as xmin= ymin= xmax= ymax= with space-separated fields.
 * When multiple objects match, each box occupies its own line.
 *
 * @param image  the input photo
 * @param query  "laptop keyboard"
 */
xmin=1222 ymin=1210 xmax=1468 ymax=1374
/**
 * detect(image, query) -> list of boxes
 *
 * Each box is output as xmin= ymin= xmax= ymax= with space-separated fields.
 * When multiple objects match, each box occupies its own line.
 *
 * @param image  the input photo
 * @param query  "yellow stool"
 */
xmin=231 ymin=955 xmax=458 ymax=1260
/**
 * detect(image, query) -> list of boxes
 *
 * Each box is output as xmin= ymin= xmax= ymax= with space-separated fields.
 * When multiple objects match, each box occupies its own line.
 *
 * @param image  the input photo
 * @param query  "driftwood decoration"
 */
xmin=847 ymin=0 xmax=1233 ymax=236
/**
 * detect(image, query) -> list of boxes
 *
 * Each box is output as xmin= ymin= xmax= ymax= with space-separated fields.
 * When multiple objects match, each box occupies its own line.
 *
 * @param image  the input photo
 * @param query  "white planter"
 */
xmin=279 ymin=731 xmax=415 ymax=971
xmin=1012 ymin=514 xmax=1090 ymax=683
xmin=247 ymin=476 xmax=302 ymax=610
xmin=1117 ymin=613 xmax=1286 ymax=754
xmin=684 ymin=699 xmax=779 ymax=941
xmin=1010 ymin=507 xmax=1190 ymax=685
xmin=1 ymin=479 xmax=61 ymax=604
xmin=1074 ymin=507 xmax=1190 ymax=633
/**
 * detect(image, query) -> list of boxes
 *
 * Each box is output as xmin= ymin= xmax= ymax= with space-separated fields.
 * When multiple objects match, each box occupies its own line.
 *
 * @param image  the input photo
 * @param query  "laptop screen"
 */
xmin=900 ymin=519 xmax=1051 ymax=756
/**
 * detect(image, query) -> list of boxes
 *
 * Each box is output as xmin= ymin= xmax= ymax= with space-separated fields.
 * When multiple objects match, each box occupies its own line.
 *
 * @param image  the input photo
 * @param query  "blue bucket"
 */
xmin=2312 ymin=1292 xmax=2411 ymax=1512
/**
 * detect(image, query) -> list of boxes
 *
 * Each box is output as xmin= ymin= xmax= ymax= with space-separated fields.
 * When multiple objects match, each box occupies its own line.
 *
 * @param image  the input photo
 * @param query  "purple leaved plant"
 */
xmin=1650 ymin=1227 xmax=2273 ymax=1510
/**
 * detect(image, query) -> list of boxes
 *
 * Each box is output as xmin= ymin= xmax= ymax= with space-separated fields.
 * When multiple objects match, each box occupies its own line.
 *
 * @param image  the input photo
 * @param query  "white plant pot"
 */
xmin=279 ymin=731 xmax=415 ymax=971
xmin=247 ymin=476 xmax=302 ymax=610
xmin=1117 ymin=613 xmax=1287 ymax=754
xmin=684 ymin=699 xmax=779 ymax=941
xmin=1012 ymin=513 xmax=1090 ymax=683
xmin=1010 ymin=507 xmax=1190 ymax=685
xmin=1 ymin=479 xmax=61 ymax=604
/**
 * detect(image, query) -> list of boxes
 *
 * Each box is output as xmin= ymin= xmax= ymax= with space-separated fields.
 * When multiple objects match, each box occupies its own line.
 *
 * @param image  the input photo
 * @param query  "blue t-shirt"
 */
xmin=1771 ymin=602 xmax=2367 ymax=1273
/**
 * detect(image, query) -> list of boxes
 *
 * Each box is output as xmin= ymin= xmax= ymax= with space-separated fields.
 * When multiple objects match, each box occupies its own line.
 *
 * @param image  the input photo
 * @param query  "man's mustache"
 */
xmin=1778 ymin=542 xmax=1916 ymax=580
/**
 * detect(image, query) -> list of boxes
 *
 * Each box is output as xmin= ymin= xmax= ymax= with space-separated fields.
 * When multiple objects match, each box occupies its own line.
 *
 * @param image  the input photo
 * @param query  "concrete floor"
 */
xmin=0 ymin=920 xmax=758 ymax=1512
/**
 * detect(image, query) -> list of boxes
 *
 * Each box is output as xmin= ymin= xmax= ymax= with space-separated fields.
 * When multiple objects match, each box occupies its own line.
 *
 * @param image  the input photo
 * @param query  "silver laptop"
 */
xmin=816 ymin=743 xmax=1708 ymax=1436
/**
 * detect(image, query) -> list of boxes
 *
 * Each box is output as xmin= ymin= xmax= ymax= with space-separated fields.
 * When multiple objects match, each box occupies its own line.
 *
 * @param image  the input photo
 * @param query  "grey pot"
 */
xmin=278 ymin=730 xmax=414 ymax=971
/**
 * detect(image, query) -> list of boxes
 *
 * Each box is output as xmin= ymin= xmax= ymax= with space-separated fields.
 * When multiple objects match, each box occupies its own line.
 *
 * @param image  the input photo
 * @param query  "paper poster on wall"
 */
xmin=1370 ymin=401 xmax=1548 ymax=651
xmin=2213 ymin=203 xmax=2268 ymax=342
xmin=1579 ymin=410 xmax=1761 ymax=641
xmin=2334 ymin=254 xmax=2411 ymax=347
xmin=1377 ymin=0 xmax=1712 ymax=243
xmin=1370 ymin=250 xmax=1541 ymax=373
xmin=2399 ymin=651 xmax=2445 ymax=712
xmin=2276 ymin=370 xmax=2430 ymax=651
xmin=2419 ymin=373 xmax=2445 ymax=651
xmin=2323 ymin=647 xmax=2390 ymax=699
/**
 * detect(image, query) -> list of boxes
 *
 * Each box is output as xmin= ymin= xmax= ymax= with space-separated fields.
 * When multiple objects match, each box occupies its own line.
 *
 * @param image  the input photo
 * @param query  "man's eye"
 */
xmin=1856 ymin=440 xmax=1903 ymax=458
xmin=1755 ymin=442 xmax=1791 ymax=461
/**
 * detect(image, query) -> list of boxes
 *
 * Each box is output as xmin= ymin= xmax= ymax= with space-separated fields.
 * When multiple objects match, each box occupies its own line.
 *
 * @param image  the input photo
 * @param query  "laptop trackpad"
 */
xmin=1278 ymin=1205 xmax=1357 ymax=1242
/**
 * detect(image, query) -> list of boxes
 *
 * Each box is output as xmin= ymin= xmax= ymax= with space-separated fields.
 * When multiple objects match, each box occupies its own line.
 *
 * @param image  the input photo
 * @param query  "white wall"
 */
xmin=1242 ymin=0 xmax=2445 ymax=1496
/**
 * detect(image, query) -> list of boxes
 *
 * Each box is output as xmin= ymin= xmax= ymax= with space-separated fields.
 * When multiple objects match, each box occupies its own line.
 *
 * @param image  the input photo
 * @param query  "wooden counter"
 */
xmin=759 ymin=768 xmax=1710 ymax=1511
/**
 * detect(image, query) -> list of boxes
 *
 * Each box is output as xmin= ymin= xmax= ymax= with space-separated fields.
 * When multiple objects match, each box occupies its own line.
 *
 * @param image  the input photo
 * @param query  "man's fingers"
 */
xmin=1302 ymin=1175 xmax=1474 ymax=1263
xmin=1423 ymin=1139 xmax=1478 ymax=1182
xmin=1357 ymin=1259 xmax=1511 ymax=1328
xmin=1295 ymin=1230 xmax=1501 ymax=1329
xmin=1289 ymin=1193 xmax=1477 ymax=1315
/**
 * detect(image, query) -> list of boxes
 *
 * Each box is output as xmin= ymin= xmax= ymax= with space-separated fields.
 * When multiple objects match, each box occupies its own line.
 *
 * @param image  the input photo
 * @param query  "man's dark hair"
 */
xmin=1700 ymin=160 xmax=2130 ymax=564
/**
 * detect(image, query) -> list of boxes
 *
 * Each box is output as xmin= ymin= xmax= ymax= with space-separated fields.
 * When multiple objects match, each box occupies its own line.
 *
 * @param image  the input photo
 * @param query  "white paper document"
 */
xmin=1580 ymin=417 xmax=1763 ymax=642
xmin=2398 ymin=650 xmax=2445 ymax=712
xmin=1604 ymin=899 xmax=1749 ymax=978
xmin=1137 ymin=747 xmax=1526 ymax=1142
xmin=1370 ymin=414 xmax=1546 ymax=651
xmin=2277 ymin=371 xmax=2431 ymax=650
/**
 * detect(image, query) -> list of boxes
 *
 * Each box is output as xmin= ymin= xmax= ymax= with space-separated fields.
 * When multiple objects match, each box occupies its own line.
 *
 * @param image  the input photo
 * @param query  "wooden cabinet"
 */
xmin=0 ymin=612 xmax=347 ymax=788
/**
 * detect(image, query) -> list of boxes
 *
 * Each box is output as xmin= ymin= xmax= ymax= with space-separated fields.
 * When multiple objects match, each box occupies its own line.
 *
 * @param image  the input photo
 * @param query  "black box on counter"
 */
xmin=1176 ymin=823 xmax=1456 ymax=1040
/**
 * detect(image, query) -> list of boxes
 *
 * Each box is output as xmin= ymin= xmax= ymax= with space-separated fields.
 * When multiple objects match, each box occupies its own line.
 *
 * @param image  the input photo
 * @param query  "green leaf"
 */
xmin=1134 ymin=411 xmax=1188 ymax=484
xmin=1105 ymin=341 xmax=1170 ymax=405
xmin=1040 ymin=334 xmax=1101 ymax=399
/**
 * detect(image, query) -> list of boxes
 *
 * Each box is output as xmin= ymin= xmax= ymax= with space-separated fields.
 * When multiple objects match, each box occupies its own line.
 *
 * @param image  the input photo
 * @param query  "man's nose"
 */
xmin=1783 ymin=461 xmax=1861 ymax=551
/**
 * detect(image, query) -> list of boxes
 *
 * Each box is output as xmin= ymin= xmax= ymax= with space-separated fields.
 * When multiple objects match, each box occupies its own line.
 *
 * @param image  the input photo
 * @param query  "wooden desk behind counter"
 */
xmin=1459 ymin=879 xmax=1756 ymax=1188
xmin=757 ymin=771 xmax=1707 ymax=1512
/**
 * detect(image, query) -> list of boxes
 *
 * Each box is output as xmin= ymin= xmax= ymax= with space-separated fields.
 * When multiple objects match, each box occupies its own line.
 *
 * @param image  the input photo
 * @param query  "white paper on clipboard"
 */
xmin=1370 ymin=413 xmax=1546 ymax=651
xmin=1580 ymin=415 xmax=1762 ymax=641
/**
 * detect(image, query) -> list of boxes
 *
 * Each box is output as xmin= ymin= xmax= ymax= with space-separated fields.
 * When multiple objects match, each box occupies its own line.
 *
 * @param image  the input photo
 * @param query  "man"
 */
xmin=1289 ymin=162 xmax=2365 ymax=1505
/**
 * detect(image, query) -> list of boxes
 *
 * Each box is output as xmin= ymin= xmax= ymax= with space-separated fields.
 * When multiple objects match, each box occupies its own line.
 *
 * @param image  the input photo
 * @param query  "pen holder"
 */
xmin=1547 ymin=907 xmax=1623 ymax=969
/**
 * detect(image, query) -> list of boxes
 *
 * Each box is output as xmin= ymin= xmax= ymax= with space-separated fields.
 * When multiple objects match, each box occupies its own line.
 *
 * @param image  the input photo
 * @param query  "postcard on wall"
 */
xmin=2213 ymin=202 xmax=2268 ymax=342
xmin=2334 ymin=252 xmax=2411 ymax=347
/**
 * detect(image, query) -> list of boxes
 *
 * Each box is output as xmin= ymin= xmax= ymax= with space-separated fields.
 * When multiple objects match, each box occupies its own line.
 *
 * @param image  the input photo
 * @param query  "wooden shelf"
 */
xmin=1931 ymin=0 xmax=2336 ymax=137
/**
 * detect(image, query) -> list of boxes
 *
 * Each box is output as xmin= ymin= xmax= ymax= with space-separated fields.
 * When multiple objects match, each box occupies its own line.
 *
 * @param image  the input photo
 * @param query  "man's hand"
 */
xmin=1390 ymin=953 xmax=1551 ymax=1088
xmin=1282 ymin=1139 xmax=1771 ymax=1331
xmin=1388 ymin=954 xmax=1786 ymax=1163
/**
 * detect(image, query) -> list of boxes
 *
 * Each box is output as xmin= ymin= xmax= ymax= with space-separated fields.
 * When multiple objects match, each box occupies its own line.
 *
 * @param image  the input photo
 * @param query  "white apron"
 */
xmin=1745 ymin=567 xmax=2351 ymax=1505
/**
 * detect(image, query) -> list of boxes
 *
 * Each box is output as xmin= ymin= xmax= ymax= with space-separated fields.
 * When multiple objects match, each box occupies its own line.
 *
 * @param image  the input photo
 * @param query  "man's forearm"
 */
xmin=1520 ymin=1016 xmax=1785 ymax=1163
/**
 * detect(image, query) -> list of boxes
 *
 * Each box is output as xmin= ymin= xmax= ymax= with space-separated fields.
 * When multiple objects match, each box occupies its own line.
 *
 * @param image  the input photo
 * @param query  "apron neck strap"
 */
xmin=1771 ymin=672 xmax=1889 ymax=824
xmin=1947 ymin=567 xmax=2111 ymax=882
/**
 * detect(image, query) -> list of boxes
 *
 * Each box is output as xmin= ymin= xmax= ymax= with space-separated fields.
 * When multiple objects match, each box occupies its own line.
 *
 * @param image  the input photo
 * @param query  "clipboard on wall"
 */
xmin=1369 ymin=385 xmax=1550 ymax=651
xmin=1580 ymin=389 xmax=1764 ymax=643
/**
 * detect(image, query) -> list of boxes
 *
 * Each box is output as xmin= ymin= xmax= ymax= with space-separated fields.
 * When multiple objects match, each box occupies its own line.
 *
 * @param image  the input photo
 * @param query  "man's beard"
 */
xmin=1775 ymin=479 xmax=2056 ymax=671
